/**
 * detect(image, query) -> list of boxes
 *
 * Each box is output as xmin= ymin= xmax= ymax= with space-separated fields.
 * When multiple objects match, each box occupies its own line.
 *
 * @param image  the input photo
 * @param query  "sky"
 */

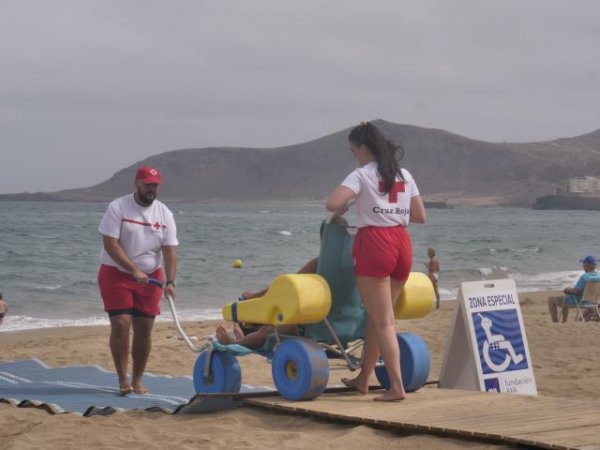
xmin=1 ymin=0 xmax=600 ymax=193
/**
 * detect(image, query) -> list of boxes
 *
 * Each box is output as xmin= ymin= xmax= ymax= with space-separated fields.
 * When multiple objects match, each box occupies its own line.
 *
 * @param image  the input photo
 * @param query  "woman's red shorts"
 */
xmin=352 ymin=225 xmax=412 ymax=281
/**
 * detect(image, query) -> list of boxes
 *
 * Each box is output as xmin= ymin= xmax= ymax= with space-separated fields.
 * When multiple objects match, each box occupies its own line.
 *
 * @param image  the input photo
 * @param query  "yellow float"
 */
xmin=222 ymin=273 xmax=331 ymax=325
xmin=222 ymin=271 xmax=434 ymax=325
xmin=394 ymin=272 xmax=435 ymax=319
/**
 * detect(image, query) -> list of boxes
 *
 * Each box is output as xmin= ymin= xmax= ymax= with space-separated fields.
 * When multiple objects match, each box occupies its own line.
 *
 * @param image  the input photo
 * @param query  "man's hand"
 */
xmin=165 ymin=284 xmax=176 ymax=299
xmin=133 ymin=270 xmax=149 ymax=285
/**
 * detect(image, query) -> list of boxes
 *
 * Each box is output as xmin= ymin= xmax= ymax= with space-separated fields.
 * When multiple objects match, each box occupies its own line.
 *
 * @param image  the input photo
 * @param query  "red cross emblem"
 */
xmin=153 ymin=222 xmax=161 ymax=230
xmin=379 ymin=181 xmax=405 ymax=203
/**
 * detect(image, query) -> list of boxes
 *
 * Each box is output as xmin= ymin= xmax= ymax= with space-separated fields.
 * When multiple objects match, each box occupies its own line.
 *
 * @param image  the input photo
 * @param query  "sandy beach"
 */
xmin=2 ymin=289 xmax=599 ymax=449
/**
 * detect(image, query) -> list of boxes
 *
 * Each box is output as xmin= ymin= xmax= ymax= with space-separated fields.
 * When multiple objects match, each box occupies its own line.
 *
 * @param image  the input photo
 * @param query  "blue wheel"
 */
xmin=272 ymin=338 xmax=329 ymax=401
xmin=375 ymin=332 xmax=430 ymax=392
xmin=193 ymin=350 xmax=242 ymax=394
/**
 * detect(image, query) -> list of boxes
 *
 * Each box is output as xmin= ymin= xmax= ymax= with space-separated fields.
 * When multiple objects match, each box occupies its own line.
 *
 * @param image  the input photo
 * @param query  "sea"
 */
xmin=1 ymin=200 xmax=598 ymax=332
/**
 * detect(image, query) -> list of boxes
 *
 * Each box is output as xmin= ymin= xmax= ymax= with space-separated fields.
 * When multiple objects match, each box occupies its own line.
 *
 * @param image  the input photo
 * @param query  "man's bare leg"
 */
xmin=109 ymin=314 xmax=133 ymax=395
xmin=547 ymin=296 xmax=564 ymax=323
xmin=131 ymin=316 xmax=155 ymax=394
xmin=561 ymin=304 xmax=570 ymax=323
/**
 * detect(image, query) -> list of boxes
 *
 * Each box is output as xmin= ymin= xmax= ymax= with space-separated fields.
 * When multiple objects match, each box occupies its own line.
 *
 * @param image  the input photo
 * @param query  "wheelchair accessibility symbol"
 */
xmin=473 ymin=310 xmax=527 ymax=374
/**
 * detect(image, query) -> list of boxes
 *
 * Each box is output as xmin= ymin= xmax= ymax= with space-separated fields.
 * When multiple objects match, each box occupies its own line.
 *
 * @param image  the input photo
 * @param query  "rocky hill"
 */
xmin=3 ymin=120 xmax=600 ymax=206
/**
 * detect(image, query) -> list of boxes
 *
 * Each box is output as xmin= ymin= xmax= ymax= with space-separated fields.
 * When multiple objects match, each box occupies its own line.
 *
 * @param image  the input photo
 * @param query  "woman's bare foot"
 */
xmin=374 ymin=389 xmax=406 ymax=402
xmin=119 ymin=380 xmax=133 ymax=396
xmin=341 ymin=376 xmax=369 ymax=395
xmin=132 ymin=380 xmax=149 ymax=395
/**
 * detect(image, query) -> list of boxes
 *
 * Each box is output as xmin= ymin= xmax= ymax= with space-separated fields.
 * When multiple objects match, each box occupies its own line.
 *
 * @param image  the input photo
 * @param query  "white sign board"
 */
xmin=439 ymin=279 xmax=537 ymax=395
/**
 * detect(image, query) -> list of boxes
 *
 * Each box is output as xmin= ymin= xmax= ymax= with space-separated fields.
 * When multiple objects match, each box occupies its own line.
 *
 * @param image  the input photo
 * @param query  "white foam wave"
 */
xmin=512 ymin=270 xmax=580 ymax=291
xmin=277 ymin=230 xmax=292 ymax=236
xmin=478 ymin=267 xmax=492 ymax=277
xmin=34 ymin=284 xmax=63 ymax=290
xmin=0 ymin=308 xmax=222 ymax=333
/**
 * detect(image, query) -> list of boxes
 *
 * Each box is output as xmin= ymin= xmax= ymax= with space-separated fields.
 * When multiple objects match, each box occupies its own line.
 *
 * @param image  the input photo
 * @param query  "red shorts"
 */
xmin=352 ymin=226 xmax=412 ymax=281
xmin=97 ymin=264 xmax=164 ymax=316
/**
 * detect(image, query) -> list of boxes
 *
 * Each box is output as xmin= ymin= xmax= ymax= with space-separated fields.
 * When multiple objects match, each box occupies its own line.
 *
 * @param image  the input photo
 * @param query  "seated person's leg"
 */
xmin=547 ymin=295 xmax=564 ymax=323
xmin=298 ymin=257 xmax=319 ymax=274
xmin=216 ymin=323 xmax=299 ymax=348
xmin=561 ymin=303 xmax=570 ymax=323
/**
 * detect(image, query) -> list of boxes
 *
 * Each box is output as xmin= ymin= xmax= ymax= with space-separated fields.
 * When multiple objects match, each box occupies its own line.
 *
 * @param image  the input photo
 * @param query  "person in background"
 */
xmin=0 ymin=293 xmax=7 ymax=326
xmin=326 ymin=121 xmax=426 ymax=401
xmin=424 ymin=247 xmax=441 ymax=308
xmin=97 ymin=166 xmax=178 ymax=395
xmin=547 ymin=256 xmax=600 ymax=323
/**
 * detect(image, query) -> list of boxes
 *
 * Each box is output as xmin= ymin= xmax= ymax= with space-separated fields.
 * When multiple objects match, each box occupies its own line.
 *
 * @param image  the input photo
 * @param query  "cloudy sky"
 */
xmin=2 ymin=1 xmax=599 ymax=193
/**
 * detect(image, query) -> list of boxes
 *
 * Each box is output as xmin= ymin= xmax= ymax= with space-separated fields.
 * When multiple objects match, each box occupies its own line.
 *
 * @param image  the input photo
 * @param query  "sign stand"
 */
xmin=439 ymin=279 xmax=537 ymax=395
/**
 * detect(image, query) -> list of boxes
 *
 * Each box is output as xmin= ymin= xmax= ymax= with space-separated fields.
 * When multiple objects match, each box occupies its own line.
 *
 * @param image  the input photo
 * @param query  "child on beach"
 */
xmin=325 ymin=121 xmax=426 ymax=402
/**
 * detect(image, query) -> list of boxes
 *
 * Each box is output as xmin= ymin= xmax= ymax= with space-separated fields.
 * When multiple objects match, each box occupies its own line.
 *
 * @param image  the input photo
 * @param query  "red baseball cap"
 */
xmin=135 ymin=166 xmax=162 ymax=184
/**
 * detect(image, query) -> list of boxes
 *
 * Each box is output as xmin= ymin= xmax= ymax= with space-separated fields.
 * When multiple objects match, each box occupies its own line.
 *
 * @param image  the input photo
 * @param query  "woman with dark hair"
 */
xmin=326 ymin=121 xmax=426 ymax=401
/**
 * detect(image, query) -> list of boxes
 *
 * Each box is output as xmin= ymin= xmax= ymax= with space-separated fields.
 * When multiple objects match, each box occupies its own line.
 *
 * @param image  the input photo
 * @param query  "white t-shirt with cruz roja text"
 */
xmin=98 ymin=193 xmax=179 ymax=274
xmin=341 ymin=162 xmax=420 ymax=228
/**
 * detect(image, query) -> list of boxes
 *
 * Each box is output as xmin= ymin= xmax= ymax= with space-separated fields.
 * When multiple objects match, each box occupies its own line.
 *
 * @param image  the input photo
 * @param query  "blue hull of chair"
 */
xmin=375 ymin=332 xmax=431 ymax=392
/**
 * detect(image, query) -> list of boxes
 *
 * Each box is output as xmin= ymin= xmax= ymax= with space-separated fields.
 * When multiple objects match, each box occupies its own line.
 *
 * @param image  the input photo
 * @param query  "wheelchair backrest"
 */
xmin=302 ymin=222 xmax=367 ymax=345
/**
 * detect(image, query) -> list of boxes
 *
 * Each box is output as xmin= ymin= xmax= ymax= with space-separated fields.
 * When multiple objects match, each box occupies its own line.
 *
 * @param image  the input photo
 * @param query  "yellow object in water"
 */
xmin=222 ymin=274 xmax=331 ymax=325
xmin=232 ymin=259 xmax=243 ymax=268
xmin=394 ymin=272 xmax=435 ymax=319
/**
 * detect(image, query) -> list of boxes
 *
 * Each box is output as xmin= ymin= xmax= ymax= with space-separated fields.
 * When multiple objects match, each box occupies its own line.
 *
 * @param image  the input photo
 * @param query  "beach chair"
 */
xmin=574 ymin=279 xmax=600 ymax=321
xmin=194 ymin=216 xmax=436 ymax=400
xmin=558 ymin=279 xmax=600 ymax=322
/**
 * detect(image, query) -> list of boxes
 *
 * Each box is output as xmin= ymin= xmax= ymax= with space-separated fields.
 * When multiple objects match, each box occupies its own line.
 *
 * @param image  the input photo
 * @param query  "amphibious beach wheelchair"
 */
xmin=190 ymin=217 xmax=435 ymax=401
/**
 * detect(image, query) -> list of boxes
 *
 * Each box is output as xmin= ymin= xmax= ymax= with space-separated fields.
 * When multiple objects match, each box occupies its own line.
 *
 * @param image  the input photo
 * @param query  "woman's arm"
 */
xmin=410 ymin=195 xmax=426 ymax=224
xmin=326 ymin=186 xmax=356 ymax=214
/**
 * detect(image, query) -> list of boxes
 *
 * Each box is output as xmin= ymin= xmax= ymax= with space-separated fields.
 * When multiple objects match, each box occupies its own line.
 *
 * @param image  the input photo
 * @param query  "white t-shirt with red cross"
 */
xmin=98 ymin=193 xmax=179 ymax=273
xmin=341 ymin=161 xmax=420 ymax=228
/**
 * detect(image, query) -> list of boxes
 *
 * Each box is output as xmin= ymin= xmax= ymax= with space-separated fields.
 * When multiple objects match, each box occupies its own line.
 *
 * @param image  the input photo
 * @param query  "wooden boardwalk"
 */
xmin=243 ymin=386 xmax=600 ymax=450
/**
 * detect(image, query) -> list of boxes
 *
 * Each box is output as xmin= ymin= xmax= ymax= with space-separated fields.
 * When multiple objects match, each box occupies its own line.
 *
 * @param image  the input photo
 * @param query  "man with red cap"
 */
xmin=97 ymin=166 xmax=178 ymax=395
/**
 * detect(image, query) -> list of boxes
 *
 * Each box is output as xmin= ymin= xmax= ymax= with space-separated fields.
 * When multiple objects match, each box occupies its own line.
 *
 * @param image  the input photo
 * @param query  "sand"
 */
xmin=1 ymin=289 xmax=599 ymax=449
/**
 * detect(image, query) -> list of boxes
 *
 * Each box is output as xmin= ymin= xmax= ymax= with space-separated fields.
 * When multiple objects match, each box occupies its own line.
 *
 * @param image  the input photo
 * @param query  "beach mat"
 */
xmin=0 ymin=359 xmax=272 ymax=416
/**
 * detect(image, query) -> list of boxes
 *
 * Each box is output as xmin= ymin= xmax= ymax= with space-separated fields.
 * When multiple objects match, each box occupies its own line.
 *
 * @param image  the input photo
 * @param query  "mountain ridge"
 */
xmin=3 ymin=119 xmax=600 ymax=206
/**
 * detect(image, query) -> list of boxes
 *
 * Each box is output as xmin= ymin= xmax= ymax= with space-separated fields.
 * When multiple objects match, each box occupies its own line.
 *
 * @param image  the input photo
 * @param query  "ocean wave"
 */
xmin=277 ymin=231 xmax=292 ymax=236
xmin=0 ymin=308 xmax=222 ymax=333
xmin=33 ymin=284 xmax=64 ymax=290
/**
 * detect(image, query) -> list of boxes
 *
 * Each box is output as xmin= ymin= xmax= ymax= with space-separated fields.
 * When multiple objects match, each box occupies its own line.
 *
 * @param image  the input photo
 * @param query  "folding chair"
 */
xmin=575 ymin=279 xmax=600 ymax=322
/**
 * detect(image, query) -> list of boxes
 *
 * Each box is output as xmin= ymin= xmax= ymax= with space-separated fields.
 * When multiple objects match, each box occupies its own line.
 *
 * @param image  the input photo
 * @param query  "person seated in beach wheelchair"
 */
xmin=214 ymin=216 xmax=343 ymax=346
xmin=194 ymin=214 xmax=436 ymax=401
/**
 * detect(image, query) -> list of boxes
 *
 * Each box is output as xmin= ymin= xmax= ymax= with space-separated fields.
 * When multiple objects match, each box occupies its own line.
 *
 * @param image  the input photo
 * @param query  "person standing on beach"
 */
xmin=424 ymin=247 xmax=441 ymax=308
xmin=0 ymin=293 xmax=7 ymax=326
xmin=326 ymin=121 xmax=426 ymax=401
xmin=97 ymin=166 xmax=178 ymax=395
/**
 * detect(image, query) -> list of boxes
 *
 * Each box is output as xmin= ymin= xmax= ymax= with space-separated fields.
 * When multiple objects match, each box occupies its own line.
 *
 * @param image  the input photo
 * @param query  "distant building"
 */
xmin=557 ymin=176 xmax=600 ymax=196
